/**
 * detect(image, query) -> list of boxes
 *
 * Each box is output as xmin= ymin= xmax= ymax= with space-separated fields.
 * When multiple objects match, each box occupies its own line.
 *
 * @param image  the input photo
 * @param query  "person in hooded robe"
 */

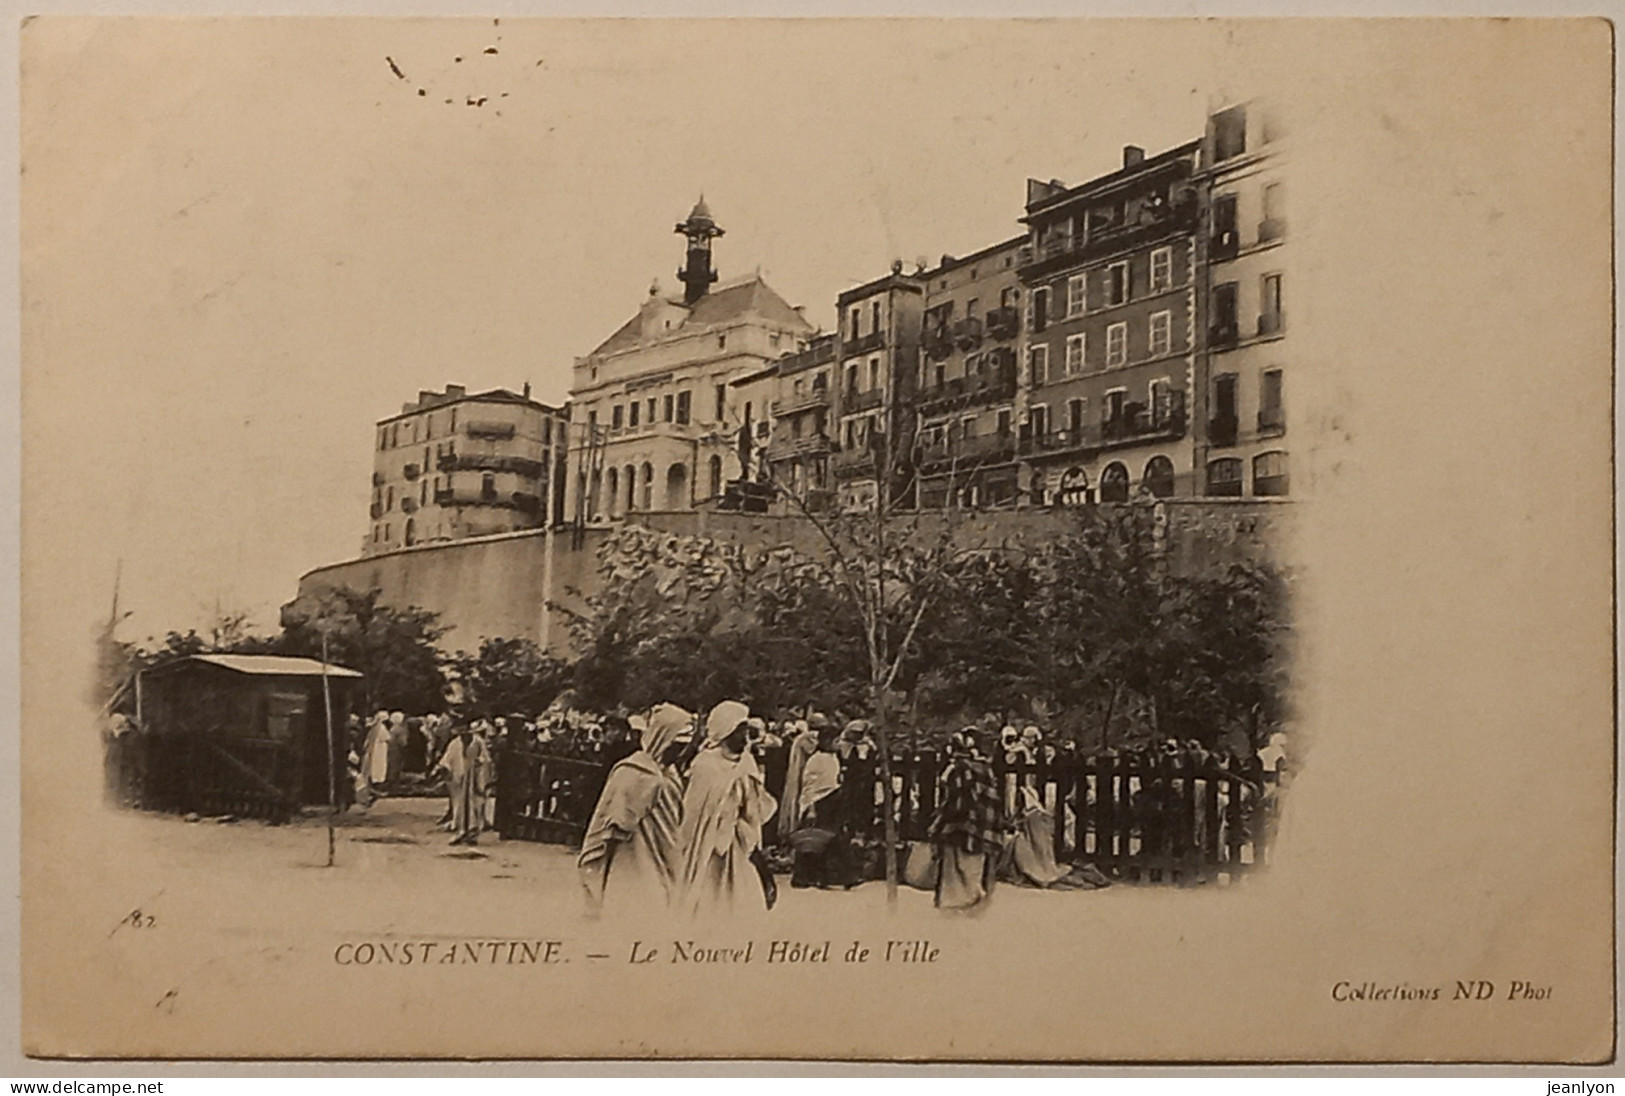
xmin=577 ymin=703 xmax=691 ymax=918
xmin=436 ymin=721 xmax=491 ymax=845
xmin=926 ymin=731 xmax=1007 ymax=912
xmin=1007 ymin=783 xmax=1070 ymax=888
xmin=778 ymin=716 xmax=822 ymax=841
xmin=676 ymin=700 xmax=778 ymax=917
xmin=788 ymin=725 xmax=859 ymax=890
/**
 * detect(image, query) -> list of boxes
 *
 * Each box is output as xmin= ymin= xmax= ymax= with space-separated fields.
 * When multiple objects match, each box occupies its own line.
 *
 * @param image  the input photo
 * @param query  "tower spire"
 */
xmin=675 ymin=196 xmax=724 ymax=306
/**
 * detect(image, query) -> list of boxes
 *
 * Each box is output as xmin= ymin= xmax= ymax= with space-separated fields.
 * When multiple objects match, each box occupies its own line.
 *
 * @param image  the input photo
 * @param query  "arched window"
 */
xmin=1142 ymin=455 xmax=1176 ymax=498
xmin=625 ymin=464 xmax=636 ymax=512
xmin=1206 ymin=457 xmax=1244 ymax=497
xmin=588 ymin=469 xmax=602 ymax=519
xmin=1100 ymin=462 xmax=1130 ymax=502
xmin=708 ymin=454 xmax=723 ymax=498
xmin=404 ymin=518 xmax=416 ymax=546
xmin=1253 ymin=450 xmax=1289 ymax=496
xmin=1058 ymin=467 xmax=1089 ymax=507
xmin=605 ymin=467 xmax=619 ymax=515
xmin=666 ymin=463 xmax=688 ymax=509
xmin=641 ymin=462 xmax=654 ymax=510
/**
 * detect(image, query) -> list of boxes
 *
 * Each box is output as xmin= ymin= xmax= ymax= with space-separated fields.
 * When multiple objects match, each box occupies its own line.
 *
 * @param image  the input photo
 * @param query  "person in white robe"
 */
xmin=578 ymin=703 xmax=690 ymax=918
xmin=436 ymin=722 xmax=491 ymax=845
xmin=675 ymin=700 xmax=778 ymax=917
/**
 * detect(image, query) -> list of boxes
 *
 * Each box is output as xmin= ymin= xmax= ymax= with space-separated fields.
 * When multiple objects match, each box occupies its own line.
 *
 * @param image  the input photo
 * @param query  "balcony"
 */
xmin=403 ymin=463 xmax=420 ymax=480
xmin=1208 ymin=414 xmax=1240 ymax=448
xmin=842 ymin=387 xmax=884 ymax=414
xmin=440 ymin=453 xmax=544 ymax=478
xmin=923 ymin=326 xmax=956 ymax=362
xmin=400 ymin=497 xmax=419 ymax=514
xmin=951 ymin=317 xmax=984 ymax=351
xmin=1208 ymin=321 xmax=1240 ymax=350
xmin=369 ymin=502 xmax=384 ymax=519
xmin=1019 ymin=424 xmax=1103 ymax=458
xmin=771 ymin=386 xmax=831 ymax=417
xmin=434 ymin=488 xmax=539 ymax=512
xmin=371 ymin=471 xmax=385 ymax=487
xmin=1257 ymin=311 xmax=1284 ymax=337
xmin=766 ymin=433 xmax=832 ymax=462
xmin=1254 ymin=473 xmax=1290 ymax=497
xmin=831 ymin=445 xmax=878 ymax=480
xmin=1103 ymin=395 xmax=1187 ymax=446
xmin=916 ymin=431 xmax=1017 ymax=471
xmin=1210 ymin=229 xmax=1240 ymax=262
xmin=843 ymin=330 xmax=885 ymax=358
xmin=1257 ymin=409 xmax=1286 ymax=437
xmin=465 ymin=420 xmax=517 ymax=440
xmin=1019 ymin=198 xmax=1199 ymax=278
xmin=985 ymin=306 xmax=1021 ymax=341
xmin=1258 ymin=217 xmax=1286 ymax=244
xmin=916 ymin=363 xmax=1017 ymax=415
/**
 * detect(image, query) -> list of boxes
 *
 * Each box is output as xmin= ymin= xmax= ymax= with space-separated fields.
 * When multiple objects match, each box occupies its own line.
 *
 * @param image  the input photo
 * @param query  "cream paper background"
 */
xmin=18 ymin=18 xmax=1616 ymax=1062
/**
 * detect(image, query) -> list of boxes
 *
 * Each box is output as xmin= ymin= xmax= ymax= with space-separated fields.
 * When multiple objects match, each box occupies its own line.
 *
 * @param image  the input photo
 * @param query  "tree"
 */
xmin=279 ymin=587 xmax=448 ymax=715
xmin=447 ymin=637 xmax=572 ymax=718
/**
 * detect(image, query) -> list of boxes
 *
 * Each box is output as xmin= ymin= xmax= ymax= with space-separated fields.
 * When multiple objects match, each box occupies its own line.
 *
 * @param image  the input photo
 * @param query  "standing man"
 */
xmin=435 ymin=721 xmax=491 ymax=846
xmin=676 ymin=700 xmax=778 ymax=917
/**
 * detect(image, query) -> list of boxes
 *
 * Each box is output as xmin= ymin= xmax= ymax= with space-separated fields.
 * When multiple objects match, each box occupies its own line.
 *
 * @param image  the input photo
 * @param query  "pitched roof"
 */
xmin=155 ymin=654 xmax=364 ymax=679
xmin=588 ymin=275 xmax=813 ymax=359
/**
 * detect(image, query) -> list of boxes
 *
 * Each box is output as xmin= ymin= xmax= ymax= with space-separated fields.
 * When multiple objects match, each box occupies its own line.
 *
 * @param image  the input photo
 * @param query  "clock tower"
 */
xmin=675 ymin=196 xmax=724 ymax=306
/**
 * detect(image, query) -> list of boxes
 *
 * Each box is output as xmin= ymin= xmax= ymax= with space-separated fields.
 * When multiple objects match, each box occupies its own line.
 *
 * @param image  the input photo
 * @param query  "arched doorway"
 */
xmin=404 ymin=517 xmax=416 ymax=546
xmin=666 ymin=462 xmax=688 ymax=509
xmin=625 ymin=464 xmax=637 ymax=512
xmin=1058 ymin=466 xmax=1089 ymax=507
xmin=1100 ymin=462 xmax=1130 ymax=502
xmin=605 ymin=467 xmax=619 ymax=516
xmin=1142 ymin=455 xmax=1176 ymax=498
xmin=640 ymin=462 xmax=654 ymax=510
xmin=708 ymin=455 xmax=723 ymax=499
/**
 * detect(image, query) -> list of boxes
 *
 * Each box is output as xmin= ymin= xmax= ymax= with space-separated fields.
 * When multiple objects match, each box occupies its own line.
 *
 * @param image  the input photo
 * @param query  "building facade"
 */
xmin=830 ymin=267 xmax=925 ymax=512
xmin=762 ymin=331 xmax=837 ymax=510
xmin=564 ymin=199 xmax=815 ymax=522
xmin=913 ymin=237 xmax=1027 ymax=509
xmin=1198 ymin=100 xmax=1290 ymax=499
xmin=365 ymin=384 xmax=565 ymax=557
xmin=1014 ymin=141 xmax=1204 ymax=507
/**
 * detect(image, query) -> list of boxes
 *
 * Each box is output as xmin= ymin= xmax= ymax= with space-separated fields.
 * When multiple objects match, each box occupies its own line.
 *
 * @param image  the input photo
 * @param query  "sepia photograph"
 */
xmin=17 ymin=15 xmax=1615 ymax=1063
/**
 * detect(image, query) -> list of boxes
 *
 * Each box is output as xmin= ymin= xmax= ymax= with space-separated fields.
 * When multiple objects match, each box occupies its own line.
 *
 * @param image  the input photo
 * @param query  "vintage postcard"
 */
xmin=18 ymin=17 xmax=1615 ymax=1061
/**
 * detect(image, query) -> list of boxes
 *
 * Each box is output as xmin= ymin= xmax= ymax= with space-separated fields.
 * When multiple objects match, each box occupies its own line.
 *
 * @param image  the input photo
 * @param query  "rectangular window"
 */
xmin=587 ymin=410 xmax=597 ymax=434
xmin=1065 ymin=333 xmax=1086 ymax=376
xmin=870 ymin=301 xmax=881 ymax=334
xmin=715 ymin=383 xmax=727 ymax=422
xmin=543 ymin=419 xmax=553 ymax=444
xmin=1213 ymin=282 xmax=1239 ymax=340
xmin=1149 ymin=378 xmax=1172 ymax=424
xmin=1214 ymin=104 xmax=1247 ymax=161
xmin=663 ymin=393 xmax=674 ymax=422
xmin=1149 ymin=311 xmax=1172 ymax=357
xmin=1104 ymin=388 xmax=1126 ymax=425
xmin=1106 ymin=322 xmax=1128 ymax=367
xmin=676 ymin=390 xmax=692 ymax=424
xmin=1032 ymin=287 xmax=1051 ymax=333
xmin=1067 ymin=397 xmax=1086 ymax=434
xmin=1066 ymin=274 xmax=1086 ymax=318
xmin=629 ymin=401 xmax=640 ymax=427
xmin=647 ymin=398 xmax=657 ymax=423
xmin=612 ymin=405 xmax=624 ymax=430
xmin=1260 ymin=273 xmax=1284 ymax=335
xmin=1259 ymin=368 xmax=1285 ymax=430
xmin=1029 ymin=403 xmax=1049 ymax=439
xmin=1028 ymin=344 xmax=1049 ymax=386
xmin=1106 ymin=263 xmax=1128 ymax=306
xmin=1150 ymin=247 xmax=1173 ymax=292
xmin=997 ymin=409 xmax=1012 ymax=436
xmin=966 ymin=297 xmax=979 ymax=320
xmin=849 ymin=307 xmax=861 ymax=338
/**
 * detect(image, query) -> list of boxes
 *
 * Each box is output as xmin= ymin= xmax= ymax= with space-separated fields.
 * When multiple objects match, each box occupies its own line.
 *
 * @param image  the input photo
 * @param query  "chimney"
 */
xmin=445 ymin=384 xmax=466 ymax=398
xmin=1123 ymin=145 xmax=1145 ymax=168
xmin=523 ymin=381 xmax=532 ymax=400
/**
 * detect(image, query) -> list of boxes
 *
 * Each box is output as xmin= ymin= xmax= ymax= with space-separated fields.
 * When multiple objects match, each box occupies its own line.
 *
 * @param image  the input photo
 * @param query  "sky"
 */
xmin=24 ymin=17 xmax=1254 ymax=641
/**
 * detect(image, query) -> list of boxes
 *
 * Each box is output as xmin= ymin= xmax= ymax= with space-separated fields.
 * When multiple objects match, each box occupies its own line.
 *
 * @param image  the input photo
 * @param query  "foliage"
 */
xmin=279 ymin=587 xmax=449 ymax=714
xmin=446 ymin=637 xmax=572 ymax=719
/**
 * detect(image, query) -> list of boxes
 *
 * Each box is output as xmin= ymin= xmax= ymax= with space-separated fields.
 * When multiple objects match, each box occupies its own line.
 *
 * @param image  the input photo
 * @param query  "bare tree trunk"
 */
xmin=873 ymin=681 xmax=899 ymax=909
xmin=320 ymin=632 xmax=337 ymax=869
xmin=1100 ymin=681 xmax=1121 ymax=751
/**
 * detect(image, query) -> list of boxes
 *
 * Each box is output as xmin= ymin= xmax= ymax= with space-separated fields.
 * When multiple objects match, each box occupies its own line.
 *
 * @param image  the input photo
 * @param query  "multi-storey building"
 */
xmin=1014 ymin=142 xmax=1203 ymax=506
xmin=564 ymin=199 xmax=815 ymax=522
xmin=762 ymin=331 xmax=838 ymax=509
xmin=1198 ymin=100 xmax=1289 ymax=498
xmin=913 ymin=237 xmax=1027 ymax=508
xmin=365 ymin=384 xmax=565 ymax=556
xmin=830 ymin=265 xmax=925 ymax=512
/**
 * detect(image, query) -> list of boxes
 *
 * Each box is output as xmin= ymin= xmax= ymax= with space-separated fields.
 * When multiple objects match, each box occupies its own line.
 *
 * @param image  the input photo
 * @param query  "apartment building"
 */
xmin=365 ymin=384 xmax=565 ymax=556
xmin=830 ymin=265 xmax=925 ymax=512
xmin=762 ymin=331 xmax=838 ymax=509
xmin=1199 ymin=100 xmax=1290 ymax=498
xmin=1014 ymin=141 xmax=1203 ymax=507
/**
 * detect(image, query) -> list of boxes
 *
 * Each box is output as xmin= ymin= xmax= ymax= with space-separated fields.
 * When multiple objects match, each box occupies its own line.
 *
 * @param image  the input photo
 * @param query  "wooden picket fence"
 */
xmin=107 ymin=733 xmax=301 ymax=824
xmin=492 ymin=741 xmax=1284 ymax=883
